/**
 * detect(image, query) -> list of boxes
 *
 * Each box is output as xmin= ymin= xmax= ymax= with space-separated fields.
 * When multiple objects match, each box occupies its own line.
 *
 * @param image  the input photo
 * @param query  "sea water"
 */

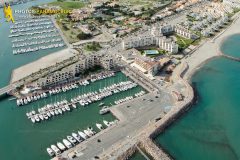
xmin=155 ymin=35 xmax=240 ymax=160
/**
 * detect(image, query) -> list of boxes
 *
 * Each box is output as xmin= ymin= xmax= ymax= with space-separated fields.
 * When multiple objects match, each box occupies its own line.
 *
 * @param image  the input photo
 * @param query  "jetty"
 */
xmin=0 ymin=83 xmax=22 ymax=96
xmin=222 ymin=54 xmax=240 ymax=62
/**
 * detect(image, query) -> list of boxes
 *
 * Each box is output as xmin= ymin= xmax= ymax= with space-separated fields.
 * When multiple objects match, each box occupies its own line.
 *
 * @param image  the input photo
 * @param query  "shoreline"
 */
xmin=10 ymin=48 xmax=74 ymax=83
xmin=150 ymin=12 xmax=240 ymax=160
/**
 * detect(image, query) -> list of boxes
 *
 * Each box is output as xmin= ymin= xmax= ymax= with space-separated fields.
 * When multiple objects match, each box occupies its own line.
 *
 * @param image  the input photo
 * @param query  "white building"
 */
xmin=122 ymin=34 xmax=157 ymax=49
xmin=175 ymin=25 xmax=199 ymax=40
xmin=223 ymin=0 xmax=240 ymax=8
xmin=151 ymin=25 xmax=175 ymax=36
xmin=36 ymin=53 xmax=115 ymax=87
xmin=158 ymin=38 xmax=179 ymax=54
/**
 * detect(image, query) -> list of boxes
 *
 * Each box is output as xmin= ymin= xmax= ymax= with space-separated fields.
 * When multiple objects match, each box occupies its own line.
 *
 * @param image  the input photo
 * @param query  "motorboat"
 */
xmin=54 ymin=109 xmax=59 ymax=115
xmin=46 ymin=148 xmax=55 ymax=157
xmin=83 ymin=130 xmax=92 ymax=137
xmin=31 ymin=117 xmax=35 ymax=123
xmin=50 ymin=110 xmax=55 ymax=116
xmin=35 ymin=115 xmax=40 ymax=122
xmin=58 ymin=108 xmax=63 ymax=114
xmin=65 ymin=105 xmax=71 ymax=111
xmin=67 ymin=135 xmax=77 ymax=144
xmin=103 ymin=120 xmax=110 ymax=127
xmin=87 ymin=127 xmax=95 ymax=135
xmin=78 ymin=131 xmax=88 ymax=140
xmin=62 ymin=139 xmax=72 ymax=149
xmin=39 ymin=114 xmax=44 ymax=120
xmin=99 ymin=106 xmax=110 ymax=115
xmin=72 ymin=104 xmax=77 ymax=109
xmin=57 ymin=142 xmax=66 ymax=151
xmin=47 ymin=112 xmax=51 ymax=117
xmin=43 ymin=114 xmax=48 ymax=120
xmin=61 ymin=107 xmax=66 ymax=112
xmin=98 ymin=102 xmax=104 ymax=107
xmin=72 ymin=132 xmax=82 ymax=142
xmin=51 ymin=145 xmax=61 ymax=155
xmin=96 ymin=123 xmax=104 ymax=130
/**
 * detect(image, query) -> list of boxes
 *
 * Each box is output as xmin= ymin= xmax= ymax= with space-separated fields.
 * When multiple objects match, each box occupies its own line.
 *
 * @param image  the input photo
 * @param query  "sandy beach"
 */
xmin=181 ymin=13 xmax=240 ymax=80
xmin=10 ymin=48 xmax=75 ymax=83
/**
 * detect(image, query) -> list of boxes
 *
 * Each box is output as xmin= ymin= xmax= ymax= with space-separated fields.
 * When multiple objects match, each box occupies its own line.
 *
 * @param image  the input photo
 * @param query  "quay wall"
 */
xmin=116 ymin=143 xmax=138 ymax=160
xmin=137 ymin=63 xmax=194 ymax=159
xmin=139 ymin=137 xmax=171 ymax=160
xmin=121 ymin=69 xmax=154 ymax=93
xmin=150 ymin=64 xmax=194 ymax=138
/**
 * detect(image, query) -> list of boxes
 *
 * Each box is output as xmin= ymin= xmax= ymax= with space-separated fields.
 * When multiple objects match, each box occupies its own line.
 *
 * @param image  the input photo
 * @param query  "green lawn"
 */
xmin=84 ymin=42 xmax=102 ymax=52
xmin=175 ymin=35 xmax=194 ymax=50
xmin=48 ymin=1 xmax=85 ymax=10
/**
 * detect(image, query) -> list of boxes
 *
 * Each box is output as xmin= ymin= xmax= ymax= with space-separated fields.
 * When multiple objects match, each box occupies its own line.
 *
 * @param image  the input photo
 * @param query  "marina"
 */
xmin=16 ymin=71 xmax=115 ymax=106
xmin=46 ymin=120 xmax=117 ymax=158
xmin=25 ymin=80 xmax=141 ymax=123
xmin=0 ymin=1 xmax=73 ymax=159
xmin=0 ymin=69 xmax=144 ymax=160
xmin=8 ymin=15 xmax=65 ymax=55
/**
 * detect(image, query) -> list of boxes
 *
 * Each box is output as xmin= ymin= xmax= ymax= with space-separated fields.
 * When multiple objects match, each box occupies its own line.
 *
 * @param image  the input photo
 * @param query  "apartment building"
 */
xmin=36 ymin=53 xmax=115 ymax=87
xmin=122 ymin=33 xmax=178 ymax=54
xmin=174 ymin=25 xmax=198 ymax=40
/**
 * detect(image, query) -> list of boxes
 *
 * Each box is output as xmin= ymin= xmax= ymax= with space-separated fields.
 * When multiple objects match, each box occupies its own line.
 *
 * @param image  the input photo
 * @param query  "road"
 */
xmin=57 ymin=92 xmax=174 ymax=160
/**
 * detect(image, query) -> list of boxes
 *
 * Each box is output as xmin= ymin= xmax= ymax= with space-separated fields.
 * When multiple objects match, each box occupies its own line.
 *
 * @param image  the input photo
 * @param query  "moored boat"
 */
xmin=46 ymin=148 xmax=55 ymax=157
xmin=51 ymin=145 xmax=61 ymax=155
xmin=57 ymin=142 xmax=66 ymax=151
xmin=63 ymin=139 xmax=72 ymax=149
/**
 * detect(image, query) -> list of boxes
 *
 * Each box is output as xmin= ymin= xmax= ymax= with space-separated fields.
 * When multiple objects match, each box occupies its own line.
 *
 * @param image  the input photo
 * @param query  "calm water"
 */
xmin=155 ymin=35 xmax=240 ymax=160
xmin=0 ymin=0 xmax=64 ymax=88
xmin=0 ymin=1 xmax=145 ymax=160
xmin=129 ymin=151 xmax=146 ymax=160
xmin=221 ymin=34 xmax=240 ymax=58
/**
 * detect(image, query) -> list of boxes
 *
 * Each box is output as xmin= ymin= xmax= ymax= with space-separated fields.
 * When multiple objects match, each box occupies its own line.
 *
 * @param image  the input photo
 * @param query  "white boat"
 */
xmin=87 ymin=127 xmax=95 ymax=135
xmin=46 ymin=148 xmax=55 ymax=157
xmin=51 ymin=145 xmax=61 ymax=155
xmin=72 ymin=104 xmax=77 ymax=108
xmin=47 ymin=112 xmax=51 ymax=117
xmin=57 ymin=142 xmax=66 ymax=151
xmin=83 ymin=130 xmax=92 ymax=137
xmin=78 ymin=131 xmax=88 ymax=140
xmin=99 ymin=106 xmax=110 ymax=115
xmin=98 ymin=102 xmax=104 ymax=107
xmin=50 ymin=110 xmax=55 ymax=116
xmin=67 ymin=135 xmax=77 ymax=144
xmin=63 ymin=139 xmax=72 ymax=149
xmin=65 ymin=105 xmax=70 ymax=111
xmin=35 ymin=115 xmax=40 ymax=122
xmin=31 ymin=117 xmax=35 ymax=123
xmin=55 ymin=109 xmax=59 ymax=115
xmin=103 ymin=120 xmax=110 ymax=127
xmin=72 ymin=132 xmax=82 ymax=142
xmin=39 ymin=114 xmax=44 ymax=120
xmin=96 ymin=123 xmax=104 ymax=130
xmin=43 ymin=114 xmax=48 ymax=120
xmin=61 ymin=107 xmax=66 ymax=112
xmin=58 ymin=108 xmax=63 ymax=114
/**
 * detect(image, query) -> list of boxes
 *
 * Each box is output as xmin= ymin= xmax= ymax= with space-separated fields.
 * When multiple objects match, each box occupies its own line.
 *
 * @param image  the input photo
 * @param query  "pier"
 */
xmin=0 ymin=84 xmax=20 ymax=96
xmin=222 ymin=54 xmax=240 ymax=62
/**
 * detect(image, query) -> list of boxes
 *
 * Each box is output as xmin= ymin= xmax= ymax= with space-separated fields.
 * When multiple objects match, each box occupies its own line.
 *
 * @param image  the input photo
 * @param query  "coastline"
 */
xmin=184 ymin=16 xmax=240 ymax=81
xmin=10 ymin=48 xmax=74 ymax=83
xmin=150 ymin=12 xmax=240 ymax=160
